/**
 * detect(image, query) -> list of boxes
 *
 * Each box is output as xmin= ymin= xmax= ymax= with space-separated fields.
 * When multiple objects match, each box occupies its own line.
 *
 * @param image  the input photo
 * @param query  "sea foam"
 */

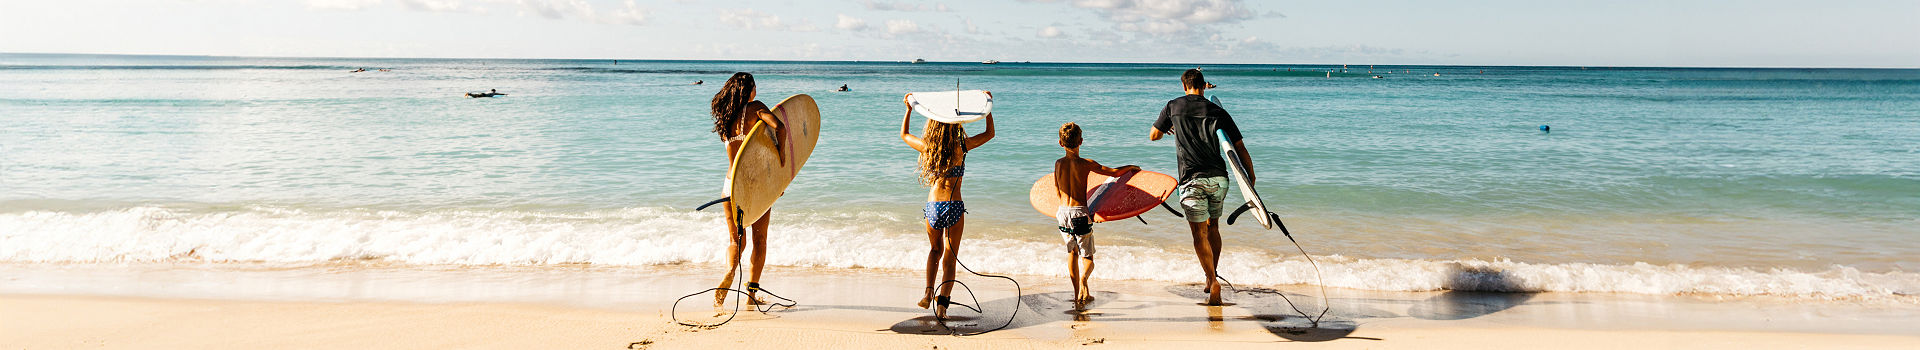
xmin=2 ymin=206 xmax=1913 ymax=299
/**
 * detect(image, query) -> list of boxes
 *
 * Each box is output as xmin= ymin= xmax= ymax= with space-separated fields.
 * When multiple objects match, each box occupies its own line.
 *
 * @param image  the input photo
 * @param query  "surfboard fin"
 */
xmin=695 ymin=197 xmax=730 ymax=211
xmin=1159 ymin=201 xmax=1185 ymax=218
xmin=1226 ymin=202 xmax=1254 ymax=225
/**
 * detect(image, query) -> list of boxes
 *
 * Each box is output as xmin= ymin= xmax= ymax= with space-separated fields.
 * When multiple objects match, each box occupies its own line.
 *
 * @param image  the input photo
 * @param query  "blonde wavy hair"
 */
xmin=917 ymin=120 xmax=967 ymax=186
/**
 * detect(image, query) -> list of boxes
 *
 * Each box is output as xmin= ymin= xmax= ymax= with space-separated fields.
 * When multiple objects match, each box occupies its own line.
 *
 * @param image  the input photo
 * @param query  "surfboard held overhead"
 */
xmin=906 ymin=90 xmax=992 ymax=124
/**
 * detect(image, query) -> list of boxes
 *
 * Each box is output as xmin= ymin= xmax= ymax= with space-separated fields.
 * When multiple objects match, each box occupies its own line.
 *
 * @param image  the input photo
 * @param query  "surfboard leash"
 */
xmin=694 ymin=197 xmax=730 ymax=211
xmin=930 ymin=259 xmax=1022 ymax=336
xmin=671 ymin=206 xmax=798 ymax=329
xmin=1215 ymin=213 xmax=1331 ymax=327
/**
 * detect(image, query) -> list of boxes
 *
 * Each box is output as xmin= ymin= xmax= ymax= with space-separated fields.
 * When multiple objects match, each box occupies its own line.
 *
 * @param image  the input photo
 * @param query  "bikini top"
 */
xmin=945 ymin=165 xmax=965 ymax=178
xmin=721 ymin=101 xmax=770 ymax=144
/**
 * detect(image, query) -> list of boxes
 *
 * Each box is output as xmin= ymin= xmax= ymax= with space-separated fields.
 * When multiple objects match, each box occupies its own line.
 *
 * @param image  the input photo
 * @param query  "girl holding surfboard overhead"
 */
xmin=708 ymin=72 xmax=788 ymax=308
xmin=899 ymin=91 xmax=995 ymax=319
xmin=1148 ymin=69 xmax=1250 ymax=306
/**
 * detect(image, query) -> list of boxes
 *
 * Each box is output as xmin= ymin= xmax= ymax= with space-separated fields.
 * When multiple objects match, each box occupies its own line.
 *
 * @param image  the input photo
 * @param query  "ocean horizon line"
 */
xmin=4 ymin=51 xmax=1916 ymax=71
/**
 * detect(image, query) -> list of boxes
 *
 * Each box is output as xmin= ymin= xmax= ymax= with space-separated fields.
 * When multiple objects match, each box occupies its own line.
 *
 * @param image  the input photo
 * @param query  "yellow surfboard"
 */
xmin=725 ymin=94 xmax=820 ymax=225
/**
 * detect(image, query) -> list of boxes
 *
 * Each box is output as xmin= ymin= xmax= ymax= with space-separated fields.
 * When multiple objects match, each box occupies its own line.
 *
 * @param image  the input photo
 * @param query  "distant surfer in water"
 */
xmin=838 ymin=84 xmax=849 ymax=92
xmin=709 ymin=72 xmax=789 ymax=308
xmin=1147 ymin=69 xmax=1248 ymax=306
xmin=465 ymin=89 xmax=506 ymax=98
xmin=899 ymin=94 xmax=995 ymax=319
xmin=694 ymin=80 xmax=704 ymax=85
xmin=1052 ymin=122 xmax=1138 ymax=304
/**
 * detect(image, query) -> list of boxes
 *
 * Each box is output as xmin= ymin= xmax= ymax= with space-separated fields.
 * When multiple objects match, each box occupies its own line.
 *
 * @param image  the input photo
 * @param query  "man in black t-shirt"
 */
xmin=1148 ymin=68 xmax=1253 ymax=306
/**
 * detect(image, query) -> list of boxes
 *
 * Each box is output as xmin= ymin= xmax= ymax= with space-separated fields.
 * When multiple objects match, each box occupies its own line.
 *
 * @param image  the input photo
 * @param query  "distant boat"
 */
xmin=981 ymin=60 xmax=999 ymax=64
xmin=912 ymin=58 xmax=927 ymax=64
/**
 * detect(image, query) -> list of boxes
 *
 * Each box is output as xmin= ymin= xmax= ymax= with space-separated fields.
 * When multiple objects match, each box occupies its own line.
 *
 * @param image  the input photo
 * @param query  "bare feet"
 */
xmin=917 ymin=287 xmax=933 ymax=309
xmin=713 ymin=291 xmax=729 ymax=308
xmin=1204 ymin=282 xmax=1224 ymax=306
xmin=744 ymin=292 xmax=769 ymax=306
xmin=933 ymin=295 xmax=951 ymax=319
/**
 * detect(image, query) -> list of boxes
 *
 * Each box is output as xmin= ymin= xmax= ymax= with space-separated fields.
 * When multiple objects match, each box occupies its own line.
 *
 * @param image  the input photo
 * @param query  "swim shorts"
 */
xmin=1056 ymin=206 xmax=1094 ymax=258
xmin=1178 ymin=176 xmax=1228 ymax=222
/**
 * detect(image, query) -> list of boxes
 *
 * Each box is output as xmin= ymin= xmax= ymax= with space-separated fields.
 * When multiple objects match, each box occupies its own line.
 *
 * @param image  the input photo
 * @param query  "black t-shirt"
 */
xmin=1152 ymin=94 xmax=1242 ymax=182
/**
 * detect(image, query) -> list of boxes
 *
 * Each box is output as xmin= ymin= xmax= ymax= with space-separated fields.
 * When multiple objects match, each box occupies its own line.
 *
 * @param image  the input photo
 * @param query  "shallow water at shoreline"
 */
xmin=2 ymin=54 xmax=1917 ymax=299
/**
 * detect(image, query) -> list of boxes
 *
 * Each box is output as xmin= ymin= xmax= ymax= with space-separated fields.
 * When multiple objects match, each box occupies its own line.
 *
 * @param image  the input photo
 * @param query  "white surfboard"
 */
xmin=1212 ymin=96 xmax=1274 ymax=229
xmin=906 ymin=90 xmax=991 ymax=124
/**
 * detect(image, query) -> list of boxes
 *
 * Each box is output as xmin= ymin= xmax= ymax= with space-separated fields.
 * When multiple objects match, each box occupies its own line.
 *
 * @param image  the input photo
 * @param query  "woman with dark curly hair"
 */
xmin=709 ymin=72 xmax=787 ymax=308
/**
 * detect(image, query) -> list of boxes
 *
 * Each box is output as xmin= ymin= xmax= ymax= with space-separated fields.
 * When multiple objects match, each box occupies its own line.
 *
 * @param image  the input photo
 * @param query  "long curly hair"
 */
xmin=710 ymin=72 xmax=756 ymax=138
xmin=917 ymin=120 xmax=967 ymax=186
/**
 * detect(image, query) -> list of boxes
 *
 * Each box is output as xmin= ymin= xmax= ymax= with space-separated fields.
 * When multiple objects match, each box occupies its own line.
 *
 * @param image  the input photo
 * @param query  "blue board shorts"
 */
xmin=924 ymin=200 xmax=966 ymax=230
xmin=1178 ymin=176 xmax=1228 ymax=222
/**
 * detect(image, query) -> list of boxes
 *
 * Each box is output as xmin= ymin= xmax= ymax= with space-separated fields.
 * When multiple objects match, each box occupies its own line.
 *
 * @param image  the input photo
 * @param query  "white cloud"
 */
xmin=862 ymin=1 xmax=952 ymax=12
xmin=306 ymin=0 xmax=382 ymax=10
xmin=885 ymin=19 xmax=920 ymax=34
xmin=517 ymin=0 xmax=595 ymax=20
xmin=305 ymin=0 xmax=482 ymax=13
xmin=398 ymin=0 xmax=466 ymax=12
xmin=1026 ymin=0 xmax=1259 ymax=38
xmin=719 ymin=8 xmax=819 ymax=32
xmin=308 ymin=0 xmax=641 ymax=24
xmin=606 ymin=0 xmax=649 ymax=25
xmin=836 ymin=14 xmax=869 ymax=31
xmin=1278 ymin=44 xmax=1409 ymax=58
xmin=1037 ymin=26 xmax=1063 ymax=38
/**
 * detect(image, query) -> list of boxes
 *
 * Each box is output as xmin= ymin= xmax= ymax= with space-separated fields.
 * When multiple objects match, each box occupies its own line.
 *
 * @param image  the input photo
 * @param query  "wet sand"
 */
xmin=3 ymin=263 xmax=1916 ymax=349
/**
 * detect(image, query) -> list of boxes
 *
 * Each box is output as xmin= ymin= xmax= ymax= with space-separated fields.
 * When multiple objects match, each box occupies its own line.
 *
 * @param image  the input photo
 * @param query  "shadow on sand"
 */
xmin=1164 ymin=283 xmax=1367 ymax=342
xmin=880 ymin=288 xmax=1101 ymax=335
xmin=1407 ymin=264 xmax=1538 ymax=320
xmin=1156 ymin=263 xmax=1542 ymax=342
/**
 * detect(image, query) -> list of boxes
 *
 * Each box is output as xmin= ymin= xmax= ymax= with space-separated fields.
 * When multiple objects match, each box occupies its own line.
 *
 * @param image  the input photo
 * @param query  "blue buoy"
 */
xmin=1539 ymin=125 xmax=1551 ymax=133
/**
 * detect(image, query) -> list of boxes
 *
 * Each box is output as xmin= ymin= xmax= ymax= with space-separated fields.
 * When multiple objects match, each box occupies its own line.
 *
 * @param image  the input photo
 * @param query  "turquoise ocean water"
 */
xmin=2 ymin=53 xmax=1916 ymax=298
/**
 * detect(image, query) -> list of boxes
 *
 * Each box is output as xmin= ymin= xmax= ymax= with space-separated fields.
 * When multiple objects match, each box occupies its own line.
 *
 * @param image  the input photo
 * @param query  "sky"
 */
xmin=1 ymin=0 xmax=1916 ymax=67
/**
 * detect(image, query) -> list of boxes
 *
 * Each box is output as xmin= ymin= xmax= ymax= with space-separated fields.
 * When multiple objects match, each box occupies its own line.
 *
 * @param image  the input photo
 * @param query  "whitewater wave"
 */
xmin=2 ymin=206 xmax=1913 ymax=299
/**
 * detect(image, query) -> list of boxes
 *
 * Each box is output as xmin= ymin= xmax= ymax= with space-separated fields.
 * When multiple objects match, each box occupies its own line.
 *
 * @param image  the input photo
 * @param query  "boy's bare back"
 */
xmin=1054 ymin=156 xmax=1093 ymax=207
xmin=1055 ymin=156 xmax=1134 ymax=207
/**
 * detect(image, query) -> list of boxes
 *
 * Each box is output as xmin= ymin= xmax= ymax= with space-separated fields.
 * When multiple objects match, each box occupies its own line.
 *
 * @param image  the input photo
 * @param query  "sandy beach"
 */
xmin=5 ymin=263 xmax=1916 ymax=349
xmin=7 ymin=0 xmax=1920 ymax=348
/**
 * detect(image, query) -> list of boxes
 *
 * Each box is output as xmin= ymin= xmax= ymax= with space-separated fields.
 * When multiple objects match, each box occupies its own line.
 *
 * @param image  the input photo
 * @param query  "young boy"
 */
xmin=1052 ymin=122 xmax=1139 ymax=303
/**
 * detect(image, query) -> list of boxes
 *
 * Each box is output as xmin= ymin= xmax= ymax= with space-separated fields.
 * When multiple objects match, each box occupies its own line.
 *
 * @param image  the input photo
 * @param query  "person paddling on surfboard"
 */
xmin=1147 ymin=68 xmax=1250 ymax=306
xmin=899 ymin=94 xmax=995 ymax=319
xmin=709 ymin=72 xmax=789 ymax=308
xmin=1052 ymin=122 xmax=1139 ymax=304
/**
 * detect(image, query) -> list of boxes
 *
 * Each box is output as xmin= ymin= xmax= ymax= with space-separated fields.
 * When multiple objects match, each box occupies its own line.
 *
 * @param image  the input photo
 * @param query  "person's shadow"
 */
xmin=1164 ymin=283 xmax=1366 ymax=342
xmin=884 ymin=285 xmax=1059 ymax=335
